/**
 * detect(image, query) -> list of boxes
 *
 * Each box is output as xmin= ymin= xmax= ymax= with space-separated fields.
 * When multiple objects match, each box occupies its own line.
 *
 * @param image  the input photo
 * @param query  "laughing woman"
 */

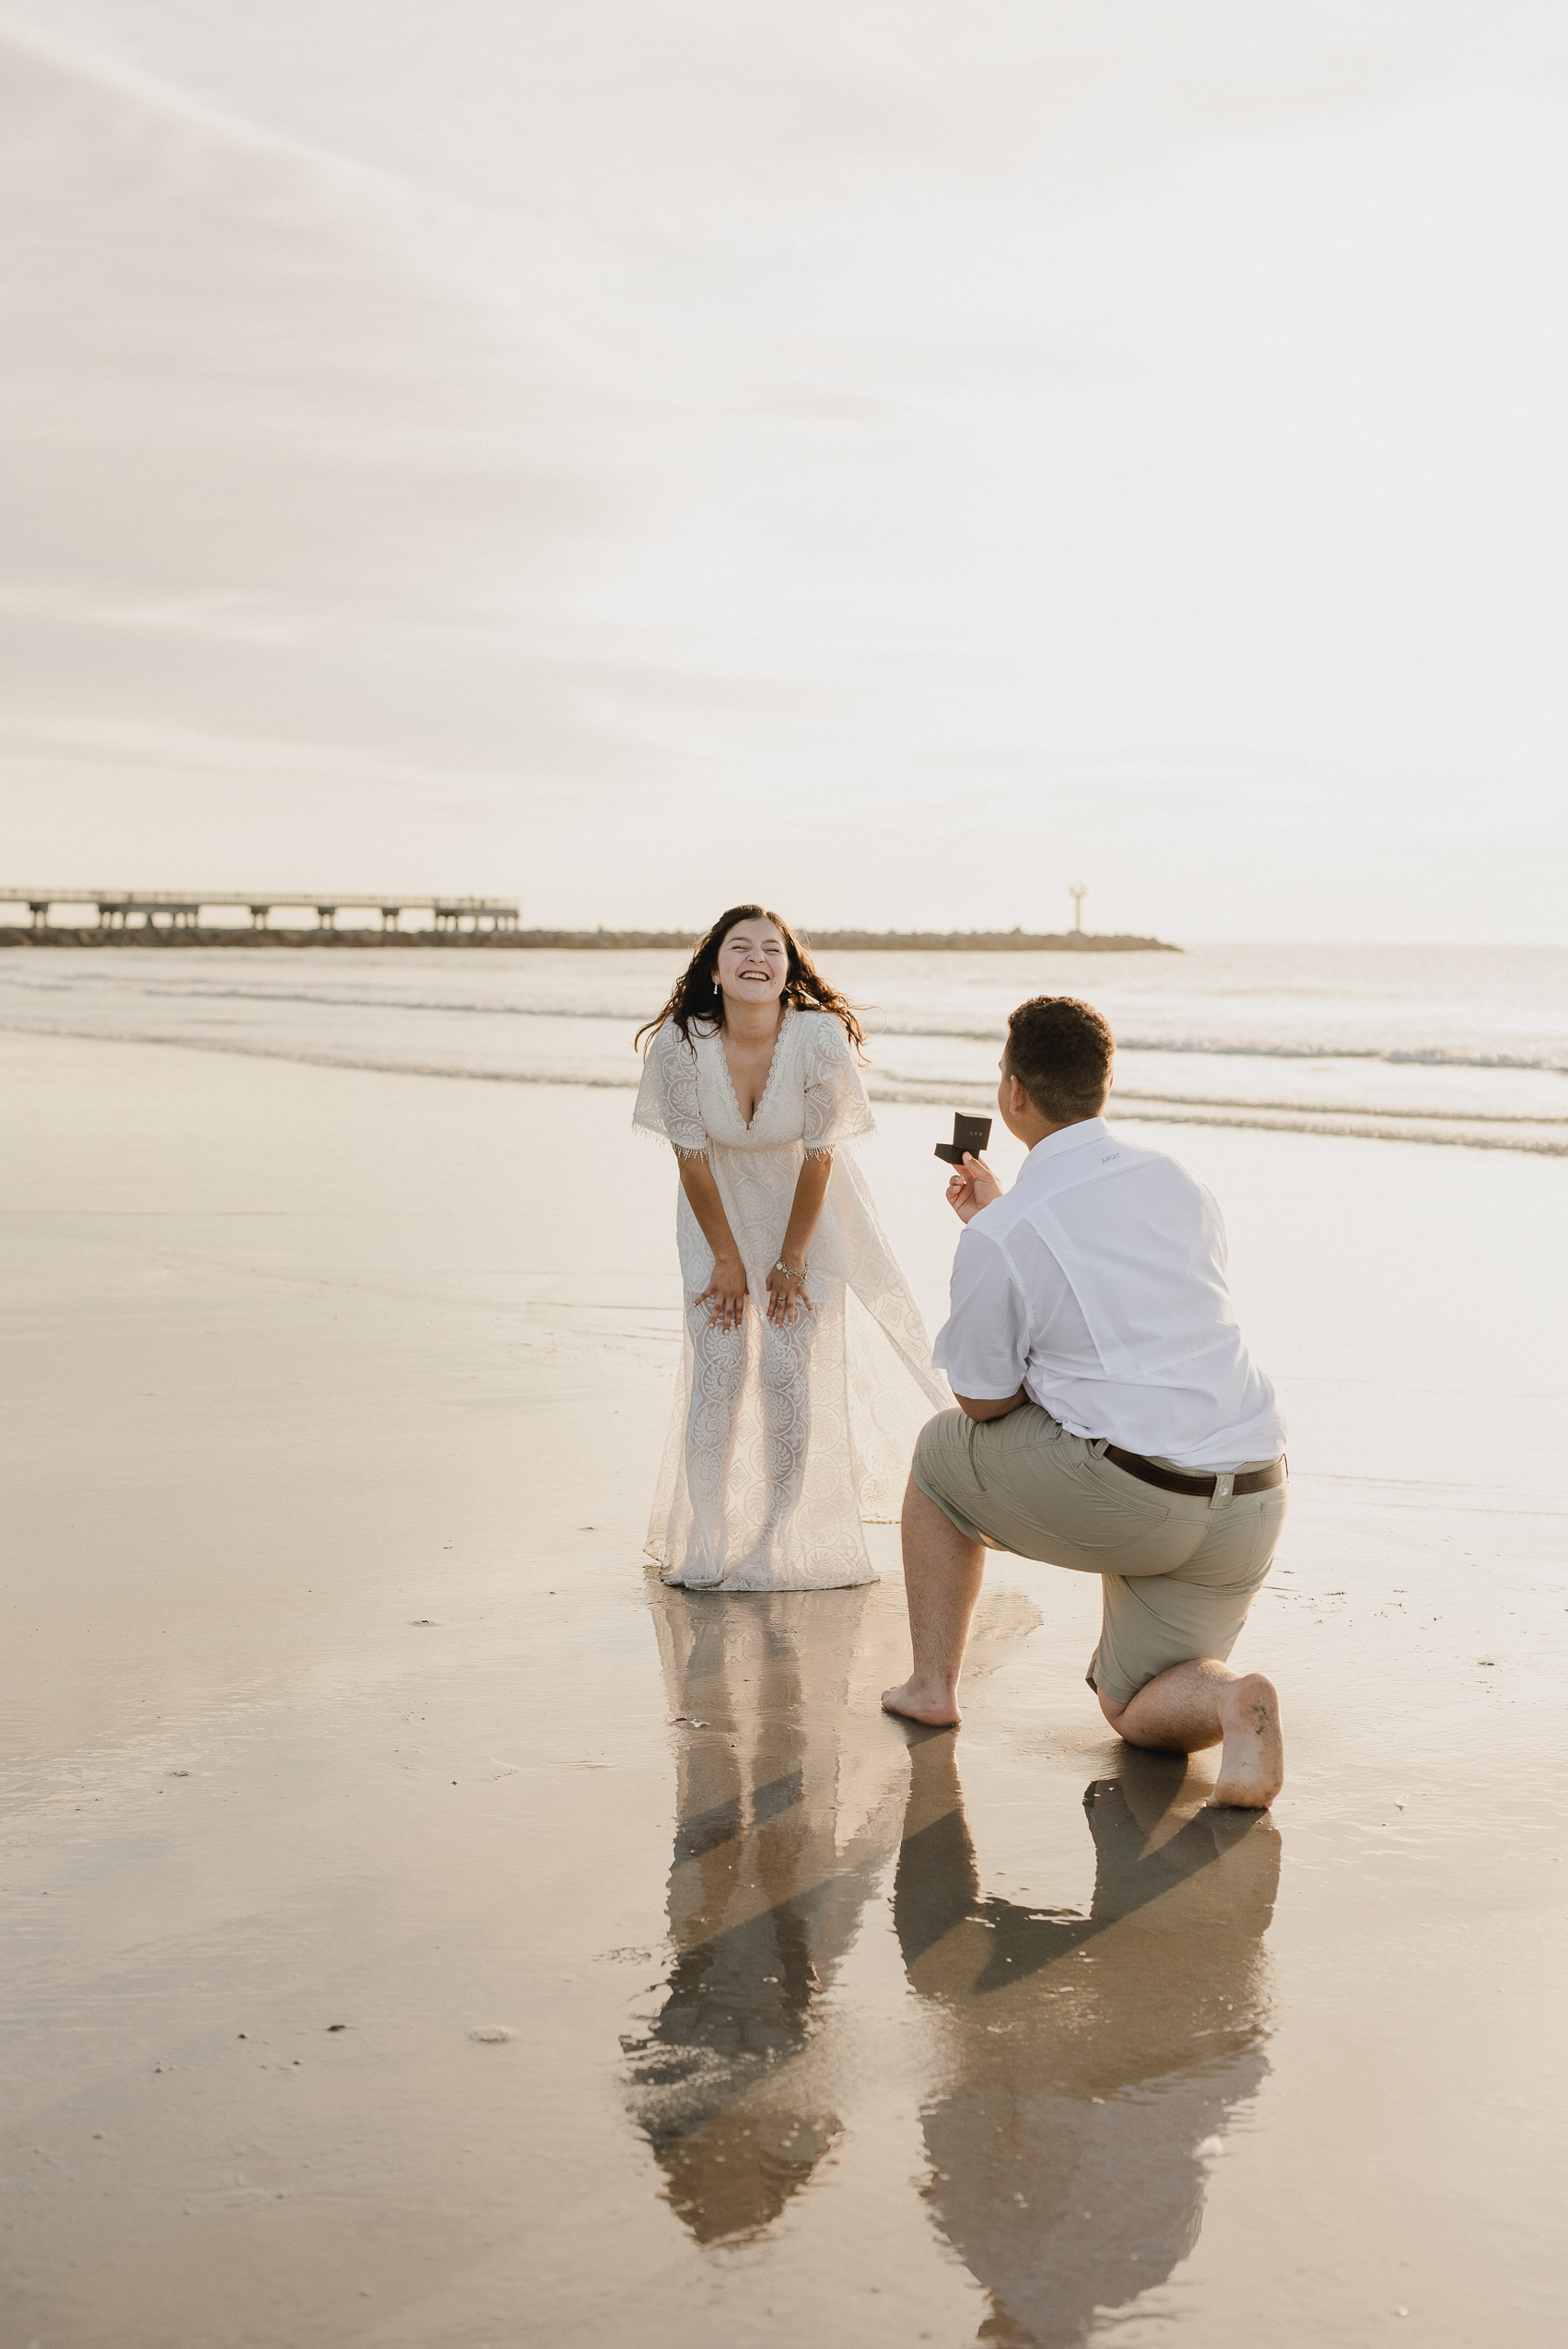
xmin=634 ymin=905 xmax=947 ymax=1591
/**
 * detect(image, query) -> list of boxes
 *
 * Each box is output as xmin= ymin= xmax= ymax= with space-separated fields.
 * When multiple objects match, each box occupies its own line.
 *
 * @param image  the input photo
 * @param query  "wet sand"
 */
xmin=2 ymin=1029 xmax=1564 ymax=2346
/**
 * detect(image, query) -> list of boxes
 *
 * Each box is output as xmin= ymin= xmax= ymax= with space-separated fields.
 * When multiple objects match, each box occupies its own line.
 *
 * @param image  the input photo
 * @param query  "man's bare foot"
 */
xmin=881 ymin=1676 xmax=961 ymax=1728
xmin=1206 ymin=1672 xmax=1284 ymax=1808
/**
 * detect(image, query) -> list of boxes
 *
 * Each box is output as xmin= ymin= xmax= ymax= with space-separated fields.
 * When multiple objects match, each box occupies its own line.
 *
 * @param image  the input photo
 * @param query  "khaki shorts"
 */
xmin=911 ymin=1403 xmax=1287 ymax=1708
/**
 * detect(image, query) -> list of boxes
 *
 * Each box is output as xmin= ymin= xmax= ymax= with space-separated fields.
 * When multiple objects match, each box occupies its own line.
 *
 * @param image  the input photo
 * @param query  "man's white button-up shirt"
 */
xmin=931 ymin=1117 xmax=1286 ymax=1471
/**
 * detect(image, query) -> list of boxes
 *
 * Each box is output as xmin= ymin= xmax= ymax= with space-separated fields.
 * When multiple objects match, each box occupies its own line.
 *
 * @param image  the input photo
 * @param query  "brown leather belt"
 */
xmin=1104 ymin=1445 xmax=1287 ymax=1499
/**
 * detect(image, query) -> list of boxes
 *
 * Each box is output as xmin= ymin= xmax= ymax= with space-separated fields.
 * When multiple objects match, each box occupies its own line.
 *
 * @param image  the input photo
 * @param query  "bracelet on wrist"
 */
xmin=771 ymin=1258 xmax=807 ymax=1282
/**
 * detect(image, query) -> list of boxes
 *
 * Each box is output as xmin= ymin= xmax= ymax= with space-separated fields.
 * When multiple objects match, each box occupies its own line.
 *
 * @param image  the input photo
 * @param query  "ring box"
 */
xmin=934 ymin=1113 xmax=993 ymax=1166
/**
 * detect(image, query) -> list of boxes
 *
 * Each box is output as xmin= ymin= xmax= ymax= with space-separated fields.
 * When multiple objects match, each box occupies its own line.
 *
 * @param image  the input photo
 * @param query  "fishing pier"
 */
xmin=0 ymin=891 xmax=1176 ymax=952
xmin=1 ymin=891 xmax=520 ymax=934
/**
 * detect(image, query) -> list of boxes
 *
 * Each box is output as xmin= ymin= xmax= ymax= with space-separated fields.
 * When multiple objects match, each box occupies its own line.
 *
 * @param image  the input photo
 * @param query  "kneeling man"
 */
xmin=884 ymin=996 xmax=1288 ymax=1807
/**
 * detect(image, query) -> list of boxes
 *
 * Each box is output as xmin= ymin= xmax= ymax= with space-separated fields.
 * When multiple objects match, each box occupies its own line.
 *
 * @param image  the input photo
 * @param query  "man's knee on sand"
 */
xmin=1095 ymin=1664 xmax=1285 ymax=1804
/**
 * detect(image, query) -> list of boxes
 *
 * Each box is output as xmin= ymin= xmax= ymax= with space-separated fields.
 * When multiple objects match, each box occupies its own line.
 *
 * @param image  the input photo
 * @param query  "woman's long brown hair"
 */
xmin=635 ymin=905 xmax=865 ymax=1056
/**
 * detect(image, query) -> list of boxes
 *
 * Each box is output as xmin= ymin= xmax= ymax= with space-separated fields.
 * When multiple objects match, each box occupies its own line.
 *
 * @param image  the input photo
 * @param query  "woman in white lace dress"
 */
xmin=635 ymin=905 xmax=947 ymax=1592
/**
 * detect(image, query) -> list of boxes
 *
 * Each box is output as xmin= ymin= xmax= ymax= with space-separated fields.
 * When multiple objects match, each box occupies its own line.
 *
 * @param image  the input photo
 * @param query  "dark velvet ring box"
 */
xmin=934 ymin=1113 xmax=993 ymax=1166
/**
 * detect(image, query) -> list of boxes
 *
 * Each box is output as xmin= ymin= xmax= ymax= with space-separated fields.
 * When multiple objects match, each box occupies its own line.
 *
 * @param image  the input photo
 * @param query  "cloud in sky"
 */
xmin=3 ymin=2 xmax=1566 ymax=940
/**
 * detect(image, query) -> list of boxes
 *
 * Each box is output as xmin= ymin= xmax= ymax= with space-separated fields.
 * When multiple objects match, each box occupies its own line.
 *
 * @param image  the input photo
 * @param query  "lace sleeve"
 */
xmin=633 ymin=1021 xmax=709 ymax=1157
xmin=802 ymin=1014 xmax=875 ymax=1155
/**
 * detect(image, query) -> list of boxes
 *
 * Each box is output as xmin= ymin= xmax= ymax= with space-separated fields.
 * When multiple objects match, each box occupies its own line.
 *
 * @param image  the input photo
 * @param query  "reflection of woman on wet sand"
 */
xmin=623 ymin=1585 xmax=911 ymax=2243
xmin=895 ymin=1733 xmax=1281 ymax=2349
xmin=635 ymin=905 xmax=944 ymax=1592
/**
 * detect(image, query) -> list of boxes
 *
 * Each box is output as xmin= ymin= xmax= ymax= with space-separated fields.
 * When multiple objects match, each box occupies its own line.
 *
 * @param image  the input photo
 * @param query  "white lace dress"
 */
xmin=635 ymin=1009 xmax=948 ymax=1590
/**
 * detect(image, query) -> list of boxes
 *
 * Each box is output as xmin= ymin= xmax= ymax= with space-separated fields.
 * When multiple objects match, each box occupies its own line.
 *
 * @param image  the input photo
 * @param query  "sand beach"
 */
xmin=4 ymin=2 xmax=1567 ymax=2336
xmin=3 ymin=981 xmax=1564 ymax=2345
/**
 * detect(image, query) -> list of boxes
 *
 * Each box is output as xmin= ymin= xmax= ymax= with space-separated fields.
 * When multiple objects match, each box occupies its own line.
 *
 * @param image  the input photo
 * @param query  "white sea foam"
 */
xmin=4 ymin=942 xmax=1563 ymax=1154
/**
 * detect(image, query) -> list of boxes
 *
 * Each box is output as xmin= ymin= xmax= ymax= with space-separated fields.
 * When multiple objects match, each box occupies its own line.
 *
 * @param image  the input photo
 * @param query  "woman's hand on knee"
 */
xmin=695 ymin=1252 xmax=749 ymax=1333
xmin=765 ymin=1262 xmax=813 ymax=1327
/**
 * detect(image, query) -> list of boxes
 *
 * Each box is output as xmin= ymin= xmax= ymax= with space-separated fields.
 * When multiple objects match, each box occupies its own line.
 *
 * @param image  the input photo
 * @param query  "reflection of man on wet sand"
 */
xmin=884 ymin=997 xmax=1289 ymax=1806
xmin=895 ymin=1733 xmax=1281 ymax=2348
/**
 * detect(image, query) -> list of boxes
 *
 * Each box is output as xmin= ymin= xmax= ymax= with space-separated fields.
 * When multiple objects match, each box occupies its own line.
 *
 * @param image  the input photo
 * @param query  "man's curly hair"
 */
xmin=1004 ymin=996 xmax=1114 ymax=1123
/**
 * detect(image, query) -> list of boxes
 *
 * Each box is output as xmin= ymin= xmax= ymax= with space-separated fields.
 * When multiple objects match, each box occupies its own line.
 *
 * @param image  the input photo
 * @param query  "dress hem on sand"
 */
xmin=652 ymin=1561 xmax=878 ymax=1593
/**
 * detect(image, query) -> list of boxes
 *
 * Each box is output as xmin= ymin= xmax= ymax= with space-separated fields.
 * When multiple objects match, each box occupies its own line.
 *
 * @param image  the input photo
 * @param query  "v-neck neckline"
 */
xmin=718 ymin=1007 xmax=790 ymax=1132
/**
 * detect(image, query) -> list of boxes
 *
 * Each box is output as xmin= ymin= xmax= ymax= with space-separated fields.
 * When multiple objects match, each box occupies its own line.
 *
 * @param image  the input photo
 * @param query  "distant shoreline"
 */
xmin=0 ymin=925 xmax=1180 ymax=954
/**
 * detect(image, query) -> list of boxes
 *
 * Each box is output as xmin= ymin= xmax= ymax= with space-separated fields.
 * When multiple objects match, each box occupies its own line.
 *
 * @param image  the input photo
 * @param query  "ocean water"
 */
xmin=4 ymin=942 xmax=1564 ymax=1154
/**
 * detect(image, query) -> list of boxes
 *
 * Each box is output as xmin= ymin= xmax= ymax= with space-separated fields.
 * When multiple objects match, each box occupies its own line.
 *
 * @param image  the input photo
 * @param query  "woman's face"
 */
xmin=714 ymin=920 xmax=788 ymax=1011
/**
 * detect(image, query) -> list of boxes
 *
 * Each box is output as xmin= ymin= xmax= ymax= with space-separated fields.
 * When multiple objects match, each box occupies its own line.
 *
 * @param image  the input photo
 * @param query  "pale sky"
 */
xmin=3 ymin=2 xmax=1566 ymax=941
